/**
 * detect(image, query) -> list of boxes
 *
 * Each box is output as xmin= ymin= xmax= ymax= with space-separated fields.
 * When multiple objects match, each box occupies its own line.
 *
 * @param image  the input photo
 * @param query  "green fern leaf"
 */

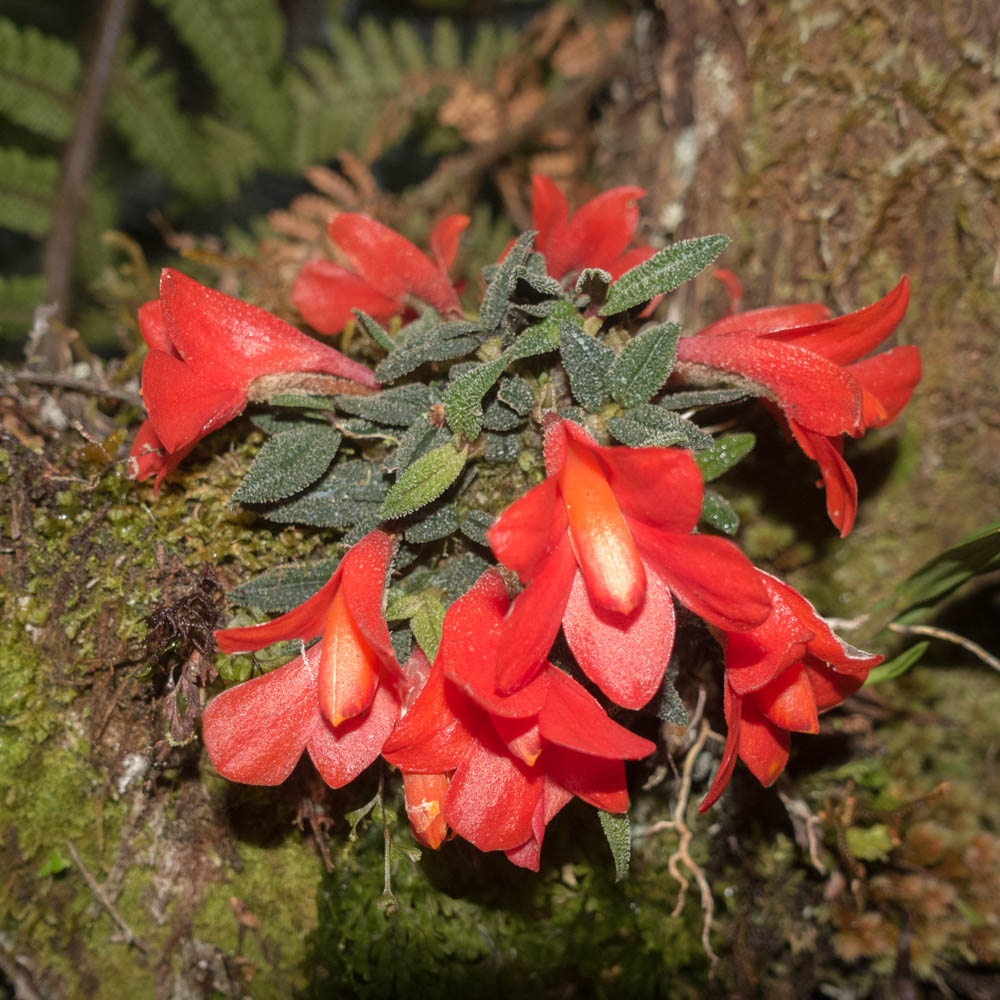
xmin=390 ymin=20 xmax=428 ymax=74
xmin=198 ymin=116 xmax=265 ymax=201
xmin=359 ymin=19 xmax=401 ymax=90
xmin=0 ymin=18 xmax=80 ymax=140
xmin=0 ymin=146 xmax=58 ymax=237
xmin=467 ymin=23 xmax=517 ymax=77
xmin=431 ymin=18 xmax=461 ymax=69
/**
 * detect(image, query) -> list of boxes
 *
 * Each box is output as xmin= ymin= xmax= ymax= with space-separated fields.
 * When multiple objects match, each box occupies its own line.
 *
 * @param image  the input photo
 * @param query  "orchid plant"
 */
xmin=130 ymin=176 xmax=920 ymax=874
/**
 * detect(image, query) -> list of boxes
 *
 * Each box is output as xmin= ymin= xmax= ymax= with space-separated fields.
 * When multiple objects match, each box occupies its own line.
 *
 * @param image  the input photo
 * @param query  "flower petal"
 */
xmin=531 ymin=174 xmax=570 ymax=263
xmin=307 ymin=679 xmax=400 ymax=788
xmin=487 ymin=477 xmax=567 ymax=583
xmin=631 ymin=524 xmax=771 ymax=631
xmin=293 ymin=260 xmax=401 ymax=335
xmin=753 ymin=660 xmax=820 ymax=734
xmin=804 ymin=655 xmax=867 ymax=711
xmin=847 ymin=345 xmax=921 ymax=430
xmin=339 ymin=530 xmax=400 ymax=676
xmin=699 ymin=680 xmax=741 ymax=812
xmin=331 ymin=214 xmax=460 ymax=313
xmin=429 ymin=214 xmax=470 ymax=273
xmin=402 ymin=772 xmax=450 ymax=849
xmin=544 ymin=745 xmax=630 ymax=813
xmin=138 ymin=299 xmax=173 ymax=355
xmin=445 ymin=727 xmax=543 ymax=852
xmin=737 ymin=697 xmax=790 ymax=787
xmin=202 ymin=653 xmax=317 ymax=785
xmin=787 ymin=420 xmax=858 ymax=537
xmin=562 ymin=562 xmax=676 ymax=710
xmin=552 ymin=185 xmax=645 ymax=280
xmin=128 ymin=419 xmax=193 ymax=494
xmin=539 ymin=669 xmax=656 ymax=760
xmin=694 ymin=302 xmax=832 ymax=338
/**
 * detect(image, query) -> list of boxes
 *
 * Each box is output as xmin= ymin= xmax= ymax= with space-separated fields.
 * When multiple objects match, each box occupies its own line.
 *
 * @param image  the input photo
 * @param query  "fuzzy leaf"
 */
xmin=380 ymin=440 xmax=468 ymax=519
xmin=864 ymin=642 xmax=929 ymax=686
xmin=233 ymin=425 xmax=341 ymax=504
xmin=483 ymin=432 xmax=521 ymax=463
xmin=431 ymin=551 xmax=490 ymax=601
xmin=375 ymin=319 xmax=480 ymax=382
xmin=481 ymin=395 xmax=525 ymax=431
xmin=559 ymin=323 xmax=614 ymax=410
xmin=574 ymin=268 xmax=611 ymax=307
xmin=497 ymin=375 xmax=534 ymax=415
xmin=700 ymin=489 xmax=740 ymax=536
xmin=262 ymin=459 xmax=386 ymax=528
xmin=249 ymin=411 xmax=326 ymax=435
xmin=601 ymin=235 xmax=730 ymax=315
xmin=459 ymin=509 xmax=494 ymax=547
xmin=607 ymin=405 xmax=714 ymax=450
xmin=656 ymin=666 xmax=688 ymax=726
xmin=659 ymin=387 xmax=751 ymax=410
xmin=410 ymin=592 xmax=447 ymax=661
xmin=598 ymin=811 xmax=631 ymax=882
xmin=352 ymin=309 xmax=394 ymax=351
xmin=608 ymin=322 xmax=680 ymax=407
xmin=334 ymin=384 xmax=432 ymax=426
xmin=695 ymin=433 xmax=756 ymax=481
xmin=387 ymin=420 xmax=452 ymax=474
xmin=268 ymin=393 xmax=338 ymax=410
xmin=479 ymin=231 xmax=536 ymax=334
xmin=405 ymin=504 xmax=460 ymax=544
xmin=228 ymin=558 xmax=341 ymax=612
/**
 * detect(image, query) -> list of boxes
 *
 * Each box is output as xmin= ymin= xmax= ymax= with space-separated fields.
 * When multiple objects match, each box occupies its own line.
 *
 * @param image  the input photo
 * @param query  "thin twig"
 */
xmin=1 ymin=369 xmax=143 ymax=407
xmin=66 ymin=839 xmax=148 ymax=954
xmin=888 ymin=622 xmax=1000 ymax=673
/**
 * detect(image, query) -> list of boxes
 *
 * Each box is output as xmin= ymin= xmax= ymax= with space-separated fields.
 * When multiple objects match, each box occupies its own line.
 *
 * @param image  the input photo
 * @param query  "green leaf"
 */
xmin=410 ymin=592 xmax=447 ymax=661
xmin=845 ymin=824 xmax=893 ymax=862
xmin=608 ymin=321 xmax=681 ymax=407
xmin=700 ymin=489 xmax=740 ymax=535
xmin=656 ymin=664 xmax=688 ymax=725
xmin=262 ymin=459 xmax=386 ymax=528
xmin=598 ymin=811 xmax=631 ymax=882
xmin=268 ymin=393 xmax=338 ymax=410
xmin=559 ymin=322 xmax=614 ymax=410
xmin=497 ymin=375 xmax=534 ymax=415
xmin=380 ymin=440 xmax=468 ymax=519
xmin=479 ymin=230 xmax=535 ymax=334
xmin=334 ymin=384 xmax=432 ymax=426
xmin=38 ymin=847 xmax=72 ymax=878
xmin=431 ymin=552 xmax=490 ymax=601
xmin=233 ymin=425 xmax=341 ymax=504
xmin=374 ymin=319 xmax=480 ymax=382
xmin=0 ymin=146 xmax=58 ymax=236
xmin=484 ymin=431 xmax=521 ymax=463
xmin=659 ymin=387 xmax=751 ymax=410
xmin=864 ymin=642 xmax=929 ymax=685
xmin=405 ymin=504 xmax=460 ymax=544
xmin=607 ymin=405 xmax=714 ymax=450
xmin=600 ymin=235 xmax=730 ymax=315
xmin=574 ymin=267 xmax=611 ymax=307
xmin=228 ymin=558 xmax=341 ymax=612
xmin=481 ymin=395 xmax=525 ymax=431
xmin=249 ymin=411 xmax=326 ymax=435
xmin=695 ymin=433 xmax=756 ymax=481
xmin=890 ymin=519 xmax=1000 ymax=615
xmin=460 ymin=509 xmax=494 ymax=547
xmin=387 ymin=420 xmax=452 ymax=475
xmin=353 ymin=309 xmax=394 ymax=351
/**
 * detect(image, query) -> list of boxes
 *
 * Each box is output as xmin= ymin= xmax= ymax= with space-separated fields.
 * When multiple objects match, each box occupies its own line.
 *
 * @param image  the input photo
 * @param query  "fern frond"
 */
xmin=390 ymin=20 xmax=428 ymax=74
xmin=430 ymin=19 xmax=461 ymax=70
xmin=358 ymin=19 xmax=401 ymax=90
xmin=0 ymin=272 xmax=46 ymax=335
xmin=198 ymin=117 xmax=264 ymax=201
xmin=286 ymin=50 xmax=358 ymax=167
xmin=151 ymin=0 xmax=292 ymax=159
xmin=0 ymin=146 xmax=58 ymax=237
xmin=467 ymin=22 xmax=518 ymax=78
xmin=106 ymin=40 xmax=212 ymax=201
xmin=0 ymin=17 xmax=80 ymax=141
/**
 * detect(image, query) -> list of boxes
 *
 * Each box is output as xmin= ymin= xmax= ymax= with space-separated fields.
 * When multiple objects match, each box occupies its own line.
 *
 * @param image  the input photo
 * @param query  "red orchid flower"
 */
xmin=129 ymin=268 xmax=376 ymax=492
xmin=676 ymin=276 xmax=920 ymax=536
xmin=529 ymin=174 xmax=656 ymax=284
xmin=486 ymin=417 xmax=772 ymax=710
xmin=699 ymin=571 xmax=882 ymax=811
xmin=383 ymin=570 xmax=655 ymax=869
xmin=202 ymin=530 xmax=401 ymax=788
xmin=293 ymin=213 xmax=469 ymax=335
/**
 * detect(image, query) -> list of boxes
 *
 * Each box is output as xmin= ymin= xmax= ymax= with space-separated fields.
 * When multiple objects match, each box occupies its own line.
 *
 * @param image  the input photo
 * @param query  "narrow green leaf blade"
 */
xmin=233 ymin=425 xmax=341 ymax=504
xmin=695 ymin=433 xmax=756 ymax=482
xmin=700 ymin=489 xmax=740 ymax=535
xmin=479 ymin=230 xmax=535 ymax=334
xmin=600 ymin=235 xmax=730 ymax=315
xmin=443 ymin=356 xmax=506 ymax=440
xmin=410 ymin=592 xmax=447 ymax=661
xmin=380 ymin=440 xmax=468 ymax=519
xmin=607 ymin=405 xmax=714 ymax=450
xmin=598 ymin=811 xmax=631 ymax=882
xmin=608 ymin=321 xmax=681 ymax=407
xmin=865 ymin=642 xmax=930 ymax=685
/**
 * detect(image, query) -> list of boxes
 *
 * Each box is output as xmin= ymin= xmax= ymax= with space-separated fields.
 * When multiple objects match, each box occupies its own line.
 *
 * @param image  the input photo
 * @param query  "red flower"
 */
xmin=293 ymin=213 xmax=469 ymax=335
xmin=383 ymin=570 xmax=655 ymax=869
xmin=676 ymin=277 xmax=920 ymax=535
xmin=699 ymin=571 xmax=882 ymax=811
xmin=129 ymin=268 xmax=376 ymax=492
xmin=202 ymin=530 xmax=401 ymax=788
xmin=486 ymin=417 xmax=771 ymax=710
xmin=529 ymin=175 xmax=656 ymax=284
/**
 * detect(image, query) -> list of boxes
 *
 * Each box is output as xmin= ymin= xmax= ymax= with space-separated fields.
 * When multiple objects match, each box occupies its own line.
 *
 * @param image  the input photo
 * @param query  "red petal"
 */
xmin=737 ymin=697 xmax=790 ymax=787
xmin=694 ymin=302 xmax=832 ymax=338
xmin=545 ymin=745 xmax=630 ymax=813
xmin=725 ymin=573 xmax=814 ymax=695
xmin=445 ymin=728 xmax=543 ymax=852
xmin=677 ymin=333 xmax=863 ymax=436
xmin=339 ymin=530 xmax=399 ymax=676
xmin=293 ymin=260 xmax=401 ymax=335
xmin=142 ymin=349 xmax=246 ymax=453
xmin=551 ymin=185 xmax=645 ymax=280
xmin=786 ymin=420 xmax=858 ymax=537
xmin=128 ymin=420 xmax=193 ymax=493
xmin=531 ymin=174 xmax=569 ymax=263
xmin=495 ymin=537 xmax=577 ymax=693
xmin=491 ymin=714 xmax=543 ymax=765
xmin=402 ymin=772 xmax=450 ymax=849
xmin=712 ymin=269 xmax=743 ymax=315
xmin=539 ymin=669 xmax=656 ymax=760
xmin=429 ymin=214 xmax=470 ymax=273
xmin=766 ymin=277 xmax=910 ymax=365
xmin=699 ymin=680 xmax=741 ymax=812
xmin=214 ymin=563 xmax=342 ymax=654
xmin=158 ymin=267 xmax=377 ymax=387
xmin=487 ymin=477 xmax=567 ymax=583
xmin=202 ymin=653 xmax=317 ymax=785
xmin=562 ymin=562 xmax=676 ymax=710
xmin=331 ymin=214 xmax=460 ymax=313
xmin=847 ymin=345 xmax=921 ymax=429
xmin=632 ymin=524 xmax=771 ymax=631
xmin=608 ymin=245 xmax=656 ymax=281
xmin=804 ymin=656 xmax=867 ymax=711
xmin=307 ymin=679 xmax=400 ymax=788
xmin=138 ymin=299 xmax=173 ymax=355
xmin=753 ymin=661 xmax=820 ymax=734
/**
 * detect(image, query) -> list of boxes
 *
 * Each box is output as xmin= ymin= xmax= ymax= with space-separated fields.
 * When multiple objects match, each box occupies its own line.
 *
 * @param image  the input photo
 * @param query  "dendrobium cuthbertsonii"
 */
xmin=202 ymin=530 xmax=401 ymax=789
xmin=486 ymin=416 xmax=772 ymax=710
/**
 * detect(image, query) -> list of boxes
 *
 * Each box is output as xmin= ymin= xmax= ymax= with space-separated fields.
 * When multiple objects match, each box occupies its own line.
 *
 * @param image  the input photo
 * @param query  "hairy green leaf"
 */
xmin=405 ymin=505 xmax=460 ymax=544
xmin=375 ymin=320 xmax=480 ymax=382
xmin=700 ymin=489 xmax=740 ymax=535
xmin=410 ymin=592 xmax=447 ymax=661
xmin=659 ymin=387 xmax=751 ymax=410
xmin=695 ymin=433 xmax=756 ymax=481
xmin=600 ymin=235 xmax=730 ymax=315
xmin=607 ymin=405 xmax=714 ymax=450
xmin=608 ymin=321 xmax=681 ymax=407
xmin=262 ymin=459 xmax=386 ymax=528
xmin=228 ymin=558 xmax=341 ymax=612
xmin=380 ymin=440 xmax=468 ymax=519
xmin=353 ymin=309 xmax=394 ymax=351
xmin=598 ymin=811 xmax=631 ymax=882
xmin=559 ymin=323 xmax=614 ymax=410
xmin=335 ymin=384 xmax=432 ymax=426
xmin=497 ymin=375 xmax=534 ymax=415
xmin=479 ymin=230 xmax=535 ymax=334
xmin=233 ymin=425 xmax=341 ymax=504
